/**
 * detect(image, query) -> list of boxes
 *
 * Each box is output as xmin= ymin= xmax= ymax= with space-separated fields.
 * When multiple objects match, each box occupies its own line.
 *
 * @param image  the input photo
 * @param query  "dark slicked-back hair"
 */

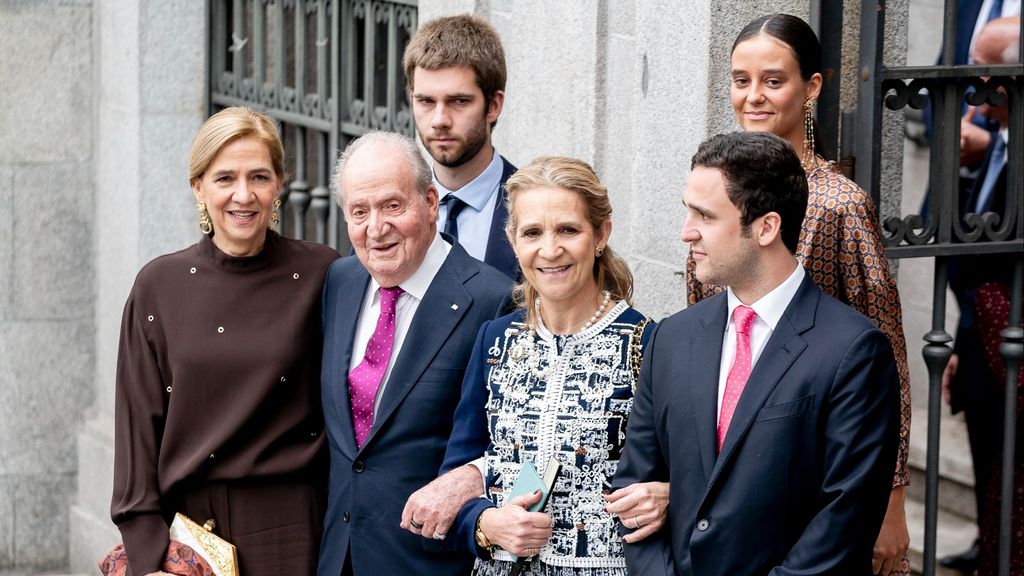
xmin=403 ymin=14 xmax=507 ymax=105
xmin=691 ymin=132 xmax=808 ymax=253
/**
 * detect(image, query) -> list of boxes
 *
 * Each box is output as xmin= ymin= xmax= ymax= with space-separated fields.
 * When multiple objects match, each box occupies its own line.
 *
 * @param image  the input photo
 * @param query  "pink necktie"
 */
xmin=718 ymin=305 xmax=758 ymax=452
xmin=348 ymin=286 xmax=403 ymax=448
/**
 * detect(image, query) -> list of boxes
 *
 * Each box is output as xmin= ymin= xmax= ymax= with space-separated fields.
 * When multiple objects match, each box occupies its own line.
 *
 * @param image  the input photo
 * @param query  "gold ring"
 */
xmin=631 ymin=516 xmax=641 ymax=529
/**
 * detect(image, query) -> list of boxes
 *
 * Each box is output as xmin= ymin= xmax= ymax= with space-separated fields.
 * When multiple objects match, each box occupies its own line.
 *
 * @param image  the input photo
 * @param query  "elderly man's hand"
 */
xmin=960 ymin=107 xmax=991 ymax=167
xmin=604 ymin=481 xmax=670 ymax=543
xmin=401 ymin=464 xmax=484 ymax=539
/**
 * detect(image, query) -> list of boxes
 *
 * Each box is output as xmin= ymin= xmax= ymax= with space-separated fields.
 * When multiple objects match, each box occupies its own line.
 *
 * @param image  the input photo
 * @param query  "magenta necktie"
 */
xmin=348 ymin=286 xmax=403 ymax=448
xmin=718 ymin=305 xmax=758 ymax=452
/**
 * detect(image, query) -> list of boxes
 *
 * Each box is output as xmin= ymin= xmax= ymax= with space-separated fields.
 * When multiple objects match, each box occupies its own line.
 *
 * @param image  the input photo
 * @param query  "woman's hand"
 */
xmin=479 ymin=490 xmax=552 ymax=558
xmin=604 ymin=481 xmax=669 ymax=543
xmin=872 ymin=486 xmax=910 ymax=575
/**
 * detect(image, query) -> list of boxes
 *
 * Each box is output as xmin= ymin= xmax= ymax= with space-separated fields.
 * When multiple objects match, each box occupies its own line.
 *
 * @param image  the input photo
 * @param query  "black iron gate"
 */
xmin=848 ymin=2 xmax=1022 ymax=575
xmin=207 ymin=0 xmax=417 ymax=252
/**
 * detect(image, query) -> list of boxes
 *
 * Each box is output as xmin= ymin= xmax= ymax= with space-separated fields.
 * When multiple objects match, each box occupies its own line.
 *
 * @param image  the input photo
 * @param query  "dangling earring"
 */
xmin=270 ymin=197 xmax=282 ymax=230
xmin=802 ymin=97 xmax=816 ymax=171
xmin=595 ymin=245 xmax=604 ymax=257
xmin=196 ymin=202 xmax=213 ymax=235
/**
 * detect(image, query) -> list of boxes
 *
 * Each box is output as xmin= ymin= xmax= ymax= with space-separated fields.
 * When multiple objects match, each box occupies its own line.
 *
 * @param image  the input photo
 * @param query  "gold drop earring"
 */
xmin=196 ymin=201 xmax=213 ymax=235
xmin=270 ymin=197 xmax=282 ymax=230
xmin=802 ymin=97 xmax=816 ymax=171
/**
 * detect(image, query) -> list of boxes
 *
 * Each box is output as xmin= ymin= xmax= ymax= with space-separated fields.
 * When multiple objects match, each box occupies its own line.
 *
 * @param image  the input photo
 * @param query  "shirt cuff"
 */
xmin=467 ymin=457 xmax=486 ymax=494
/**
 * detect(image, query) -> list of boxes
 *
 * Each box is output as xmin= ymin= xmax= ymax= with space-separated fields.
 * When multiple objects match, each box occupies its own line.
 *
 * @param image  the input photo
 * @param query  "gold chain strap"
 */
xmin=629 ymin=318 xmax=652 ymax=392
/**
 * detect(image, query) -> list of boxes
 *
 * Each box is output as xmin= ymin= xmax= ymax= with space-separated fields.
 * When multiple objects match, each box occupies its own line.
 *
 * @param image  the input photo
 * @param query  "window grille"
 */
xmin=208 ymin=0 xmax=418 ymax=250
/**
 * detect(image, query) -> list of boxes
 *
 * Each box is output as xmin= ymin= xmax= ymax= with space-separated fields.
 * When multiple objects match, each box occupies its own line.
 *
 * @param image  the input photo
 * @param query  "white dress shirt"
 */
xmin=716 ymin=264 xmax=806 ymax=421
xmin=348 ymin=232 xmax=451 ymax=416
xmin=433 ymin=149 xmax=504 ymax=262
xmin=968 ymin=0 xmax=1021 ymax=64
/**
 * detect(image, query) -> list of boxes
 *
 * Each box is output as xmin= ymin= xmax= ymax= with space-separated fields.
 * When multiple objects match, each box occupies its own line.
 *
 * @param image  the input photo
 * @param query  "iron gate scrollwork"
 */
xmin=853 ymin=2 xmax=1022 ymax=576
xmin=207 ymin=0 xmax=417 ymax=252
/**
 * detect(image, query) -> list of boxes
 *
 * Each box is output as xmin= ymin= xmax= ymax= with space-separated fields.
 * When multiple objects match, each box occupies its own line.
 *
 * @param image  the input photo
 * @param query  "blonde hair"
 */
xmin=504 ymin=156 xmax=634 ymax=327
xmin=188 ymin=107 xmax=285 ymax=185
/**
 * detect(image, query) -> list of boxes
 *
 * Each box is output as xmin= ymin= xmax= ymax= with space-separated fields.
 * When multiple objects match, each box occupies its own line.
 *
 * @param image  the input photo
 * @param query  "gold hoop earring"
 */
xmin=595 ymin=245 xmax=604 ymax=257
xmin=270 ymin=197 xmax=282 ymax=230
xmin=802 ymin=98 xmax=816 ymax=171
xmin=196 ymin=202 xmax=213 ymax=235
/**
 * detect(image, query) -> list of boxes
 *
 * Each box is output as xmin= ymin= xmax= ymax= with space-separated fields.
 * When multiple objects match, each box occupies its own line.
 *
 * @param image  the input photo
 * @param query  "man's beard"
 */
xmin=427 ymin=112 xmax=489 ymax=169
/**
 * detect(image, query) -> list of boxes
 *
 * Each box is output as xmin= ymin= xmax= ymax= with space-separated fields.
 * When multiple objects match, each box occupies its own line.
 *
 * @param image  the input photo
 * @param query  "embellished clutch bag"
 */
xmin=168 ymin=513 xmax=239 ymax=576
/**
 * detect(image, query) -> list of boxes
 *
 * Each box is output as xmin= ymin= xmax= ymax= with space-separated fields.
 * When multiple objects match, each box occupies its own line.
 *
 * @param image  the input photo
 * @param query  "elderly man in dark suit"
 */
xmin=317 ymin=131 xmax=512 ymax=576
xmin=615 ymin=132 xmax=900 ymax=576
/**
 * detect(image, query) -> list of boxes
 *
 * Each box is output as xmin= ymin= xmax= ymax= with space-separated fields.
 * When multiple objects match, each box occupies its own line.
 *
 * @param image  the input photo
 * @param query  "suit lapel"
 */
xmin=483 ymin=156 xmax=518 ymax=280
xmin=359 ymin=248 xmax=476 ymax=452
xmin=689 ymin=297 xmax=728 ymax=484
xmin=706 ymin=276 xmax=818 ymax=489
xmin=328 ymin=267 xmax=372 ymax=459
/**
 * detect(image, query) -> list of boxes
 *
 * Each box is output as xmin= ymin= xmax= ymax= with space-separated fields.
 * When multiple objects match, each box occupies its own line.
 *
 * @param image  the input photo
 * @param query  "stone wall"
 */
xmin=0 ymin=1 xmax=95 ymax=571
xmin=68 ymin=0 xmax=206 ymax=572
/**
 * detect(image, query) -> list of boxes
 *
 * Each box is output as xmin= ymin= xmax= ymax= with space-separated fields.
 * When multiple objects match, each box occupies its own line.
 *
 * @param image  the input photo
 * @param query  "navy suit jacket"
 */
xmin=317 ymin=241 xmax=513 ymax=576
xmin=478 ymin=155 xmax=518 ymax=280
xmin=615 ymin=274 xmax=900 ymax=576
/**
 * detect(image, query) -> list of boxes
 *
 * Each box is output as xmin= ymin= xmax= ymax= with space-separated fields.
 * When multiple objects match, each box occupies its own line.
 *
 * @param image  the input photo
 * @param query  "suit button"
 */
xmin=696 ymin=519 xmax=710 ymax=531
xmin=343 ymin=512 xmax=350 ymax=522
xmin=353 ymin=460 xmax=365 ymax=472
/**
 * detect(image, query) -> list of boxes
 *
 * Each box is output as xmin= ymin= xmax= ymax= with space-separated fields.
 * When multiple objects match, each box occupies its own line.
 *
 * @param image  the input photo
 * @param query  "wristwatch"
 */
xmin=474 ymin=510 xmax=495 ymax=559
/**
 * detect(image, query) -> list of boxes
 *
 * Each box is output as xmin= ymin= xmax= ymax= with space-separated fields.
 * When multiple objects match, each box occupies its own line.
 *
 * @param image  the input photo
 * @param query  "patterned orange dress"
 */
xmin=686 ymin=161 xmax=912 ymax=490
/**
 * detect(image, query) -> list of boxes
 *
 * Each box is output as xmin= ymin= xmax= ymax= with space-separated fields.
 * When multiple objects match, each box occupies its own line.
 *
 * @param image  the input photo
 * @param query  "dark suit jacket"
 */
xmin=948 ymin=139 xmax=1013 ymax=412
xmin=615 ymin=274 xmax=900 ymax=576
xmin=317 ymin=241 xmax=513 ymax=576
xmin=479 ymin=156 xmax=519 ymax=280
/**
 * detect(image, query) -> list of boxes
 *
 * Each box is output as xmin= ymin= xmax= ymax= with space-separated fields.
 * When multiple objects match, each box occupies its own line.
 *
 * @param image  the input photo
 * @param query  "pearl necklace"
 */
xmin=525 ymin=290 xmax=612 ymax=379
xmin=581 ymin=290 xmax=612 ymax=331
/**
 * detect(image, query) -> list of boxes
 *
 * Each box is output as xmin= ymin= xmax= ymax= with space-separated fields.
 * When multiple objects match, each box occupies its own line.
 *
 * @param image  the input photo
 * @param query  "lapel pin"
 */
xmin=451 ymin=304 xmax=459 ymax=311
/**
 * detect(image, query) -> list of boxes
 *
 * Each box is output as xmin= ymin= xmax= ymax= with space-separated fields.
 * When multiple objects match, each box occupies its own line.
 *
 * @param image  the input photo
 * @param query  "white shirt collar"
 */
xmin=432 ymin=148 xmax=503 ymax=211
xmin=368 ymin=232 xmax=451 ymax=301
xmin=725 ymin=263 xmax=805 ymax=331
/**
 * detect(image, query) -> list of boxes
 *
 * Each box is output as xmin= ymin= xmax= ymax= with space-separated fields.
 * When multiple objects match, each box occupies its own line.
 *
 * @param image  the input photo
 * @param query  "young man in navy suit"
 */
xmin=615 ymin=132 xmax=900 ymax=576
xmin=317 ymin=131 xmax=512 ymax=576
xmin=404 ymin=14 xmax=518 ymax=280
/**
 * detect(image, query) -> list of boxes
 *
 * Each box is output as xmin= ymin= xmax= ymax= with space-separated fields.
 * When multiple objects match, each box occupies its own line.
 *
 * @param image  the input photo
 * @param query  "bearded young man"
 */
xmin=403 ymin=14 xmax=518 ymax=280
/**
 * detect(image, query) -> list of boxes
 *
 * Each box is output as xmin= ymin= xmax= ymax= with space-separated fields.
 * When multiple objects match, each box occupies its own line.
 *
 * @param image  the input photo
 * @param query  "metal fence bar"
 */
xmin=817 ymin=1 xmax=843 ymax=161
xmin=207 ymin=0 xmax=416 ymax=250
xmin=858 ymin=0 xmax=1022 ymax=574
xmin=1000 ymin=259 xmax=1023 ymax=576
xmin=854 ymin=0 xmax=885 ymax=206
xmin=330 ymin=0 xmax=342 ymax=249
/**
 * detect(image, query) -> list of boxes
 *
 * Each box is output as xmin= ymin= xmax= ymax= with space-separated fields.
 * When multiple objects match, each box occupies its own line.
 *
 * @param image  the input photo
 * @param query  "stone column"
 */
xmin=69 ymin=0 xmax=206 ymax=571
xmin=0 ymin=2 xmax=95 ymax=571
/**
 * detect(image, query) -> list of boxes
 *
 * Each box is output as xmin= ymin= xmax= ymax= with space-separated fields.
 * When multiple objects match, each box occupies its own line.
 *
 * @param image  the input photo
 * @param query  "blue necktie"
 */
xmin=441 ymin=195 xmax=467 ymax=239
xmin=974 ymin=136 xmax=1006 ymax=213
xmin=986 ymin=0 xmax=1004 ymax=23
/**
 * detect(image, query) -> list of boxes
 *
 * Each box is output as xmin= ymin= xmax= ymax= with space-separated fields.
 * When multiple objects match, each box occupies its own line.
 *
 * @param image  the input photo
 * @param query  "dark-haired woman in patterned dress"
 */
xmin=685 ymin=14 xmax=913 ymax=576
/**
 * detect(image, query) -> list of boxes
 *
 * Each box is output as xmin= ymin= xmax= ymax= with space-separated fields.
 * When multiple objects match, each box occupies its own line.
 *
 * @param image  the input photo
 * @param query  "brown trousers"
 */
xmin=179 ymin=477 xmax=325 ymax=576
